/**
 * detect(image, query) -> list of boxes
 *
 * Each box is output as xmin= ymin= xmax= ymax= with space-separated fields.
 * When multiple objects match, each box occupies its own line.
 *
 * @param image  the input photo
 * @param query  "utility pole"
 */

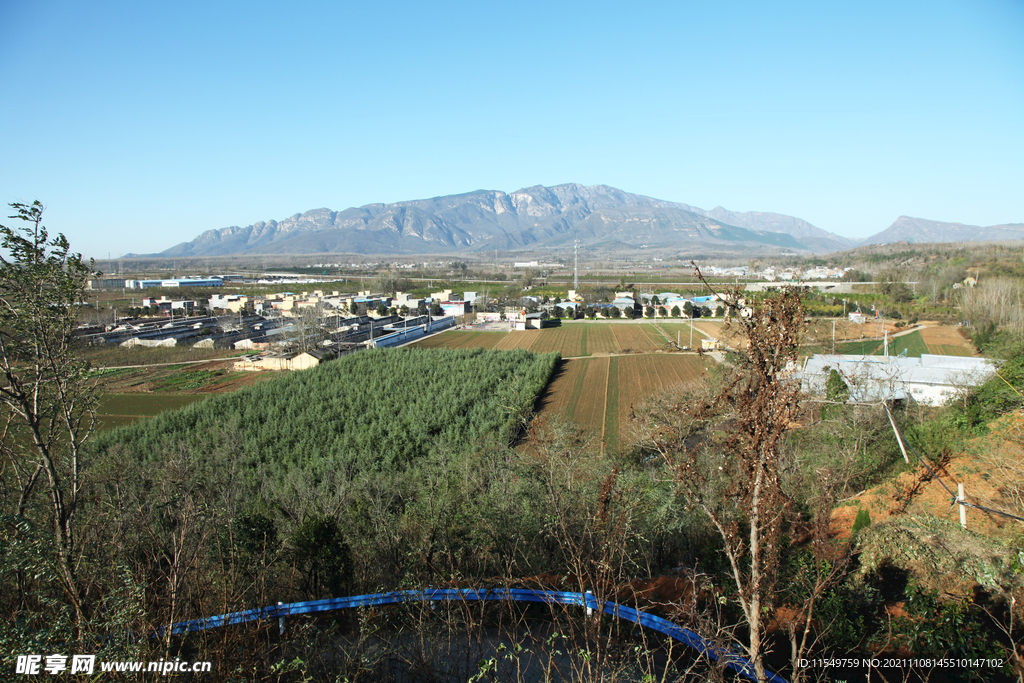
xmin=958 ymin=484 xmax=967 ymax=529
xmin=573 ymin=239 xmax=580 ymax=291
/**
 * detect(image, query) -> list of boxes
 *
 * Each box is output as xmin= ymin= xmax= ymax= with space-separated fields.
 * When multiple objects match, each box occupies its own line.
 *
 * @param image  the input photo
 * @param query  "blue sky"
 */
xmin=1 ymin=0 xmax=1022 ymax=258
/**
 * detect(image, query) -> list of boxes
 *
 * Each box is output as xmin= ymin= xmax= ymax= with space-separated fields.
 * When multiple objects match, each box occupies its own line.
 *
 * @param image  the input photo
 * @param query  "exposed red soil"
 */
xmin=831 ymin=411 xmax=1024 ymax=542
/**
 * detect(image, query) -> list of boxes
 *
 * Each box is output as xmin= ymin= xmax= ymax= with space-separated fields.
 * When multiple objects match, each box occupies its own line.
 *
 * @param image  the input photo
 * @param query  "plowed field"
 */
xmin=530 ymin=325 xmax=585 ymax=356
xmin=541 ymin=354 xmax=711 ymax=452
xmin=918 ymin=325 xmax=977 ymax=356
xmin=413 ymin=331 xmax=504 ymax=349
xmin=537 ymin=359 xmax=583 ymax=416
xmin=586 ymin=325 xmax=618 ymax=354
xmin=495 ymin=332 xmax=539 ymax=351
xmin=609 ymin=324 xmax=663 ymax=352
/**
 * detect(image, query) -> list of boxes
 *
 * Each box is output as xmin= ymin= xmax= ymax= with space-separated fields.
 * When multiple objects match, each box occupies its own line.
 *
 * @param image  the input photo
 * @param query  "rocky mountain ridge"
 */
xmin=145 ymin=184 xmax=1019 ymax=257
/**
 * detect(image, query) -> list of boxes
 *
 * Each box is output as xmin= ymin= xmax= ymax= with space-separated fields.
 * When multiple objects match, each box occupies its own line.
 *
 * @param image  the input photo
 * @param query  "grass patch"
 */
xmin=88 ymin=366 xmax=148 ymax=380
xmin=837 ymin=338 xmax=882 ymax=355
xmin=883 ymin=330 xmax=929 ymax=358
xmin=99 ymin=393 xmax=209 ymax=416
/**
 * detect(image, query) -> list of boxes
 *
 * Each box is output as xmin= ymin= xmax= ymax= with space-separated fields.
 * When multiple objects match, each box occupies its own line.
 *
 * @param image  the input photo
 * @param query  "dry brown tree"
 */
xmin=632 ymin=266 xmax=806 ymax=683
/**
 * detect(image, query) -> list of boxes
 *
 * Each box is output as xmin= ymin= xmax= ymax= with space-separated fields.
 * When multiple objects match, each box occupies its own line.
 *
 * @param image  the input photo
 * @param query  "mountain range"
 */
xmin=861 ymin=216 xmax=1024 ymax=245
xmin=146 ymin=184 xmax=1023 ymax=257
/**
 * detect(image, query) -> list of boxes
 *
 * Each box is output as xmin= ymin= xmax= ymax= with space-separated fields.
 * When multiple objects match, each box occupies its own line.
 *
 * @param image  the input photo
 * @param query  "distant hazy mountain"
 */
xmin=699 ymin=207 xmax=855 ymax=253
xmin=863 ymin=216 xmax=1024 ymax=245
xmin=150 ymin=184 xmax=855 ymax=257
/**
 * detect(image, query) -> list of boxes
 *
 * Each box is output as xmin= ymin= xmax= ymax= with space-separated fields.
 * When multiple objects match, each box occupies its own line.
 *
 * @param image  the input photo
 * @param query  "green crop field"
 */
xmin=836 ymin=338 xmax=883 ymax=355
xmin=883 ymin=330 xmax=929 ymax=358
xmin=95 ymin=347 xmax=558 ymax=475
xmin=835 ymin=330 xmax=930 ymax=358
xmin=930 ymin=344 xmax=974 ymax=357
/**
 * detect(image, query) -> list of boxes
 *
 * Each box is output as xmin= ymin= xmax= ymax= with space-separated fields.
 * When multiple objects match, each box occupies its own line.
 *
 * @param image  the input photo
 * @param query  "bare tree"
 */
xmin=960 ymin=277 xmax=1024 ymax=336
xmin=295 ymin=302 xmax=328 ymax=352
xmin=632 ymin=265 xmax=806 ymax=682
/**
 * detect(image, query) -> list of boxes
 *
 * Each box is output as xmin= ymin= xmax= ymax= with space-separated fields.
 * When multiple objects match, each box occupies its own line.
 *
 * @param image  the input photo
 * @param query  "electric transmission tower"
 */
xmin=573 ymin=239 xmax=580 ymax=290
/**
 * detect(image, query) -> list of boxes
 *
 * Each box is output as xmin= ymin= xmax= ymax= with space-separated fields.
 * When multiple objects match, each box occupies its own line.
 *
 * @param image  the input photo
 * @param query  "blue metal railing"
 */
xmin=158 ymin=588 xmax=787 ymax=682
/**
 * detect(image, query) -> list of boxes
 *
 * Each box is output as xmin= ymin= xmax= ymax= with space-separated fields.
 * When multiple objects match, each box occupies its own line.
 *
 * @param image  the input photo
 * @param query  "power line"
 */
xmin=809 ymin=397 xmax=1024 ymax=524
xmin=886 ymin=405 xmax=1024 ymax=524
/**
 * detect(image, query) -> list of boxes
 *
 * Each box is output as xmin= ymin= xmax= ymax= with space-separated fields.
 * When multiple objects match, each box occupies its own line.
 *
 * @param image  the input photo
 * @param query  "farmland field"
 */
xmin=690 ymin=320 xmax=743 ymax=346
xmin=412 ymin=323 xmax=679 ymax=357
xmin=538 ymin=358 xmax=584 ymax=416
xmin=495 ymin=332 xmax=539 ymax=351
xmin=569 ymin=357 xmax=611 ymax=438
xmin=539 ymin=354 xmax=711 ymax=452
xmin=413 ymin=330 xmax=503 ymax=349
xmin=604 ymin=357 xmax=620 ymax=451
xmin=530 ymin=324 xmax=585 ymax=356
xmin=609 ymin=324 xmax=663 ymax=352
xmin=97 ymin=393 xmax=207 ymax=429
xmin=834 ymin=327 xmax=972 ymax=358
xmin=655 ymin=322 xmax=709 ymax=348
xmin=883 ymin=330 xmax=929 ymax=358
xmin=836 ymin=338 xmax=883 ymax=355
xmin=918 ymin=325 xmax=976 ymax=356
xmin=930 ymin=344 xmax=974 ymax=357
xmin=585 ymin=325 xmax=618 ymax=354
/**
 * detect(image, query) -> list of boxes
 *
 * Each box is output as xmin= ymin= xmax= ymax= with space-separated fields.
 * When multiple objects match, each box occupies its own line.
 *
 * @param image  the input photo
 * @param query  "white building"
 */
xmin=801 ymin=354 xmax=998 ymax=406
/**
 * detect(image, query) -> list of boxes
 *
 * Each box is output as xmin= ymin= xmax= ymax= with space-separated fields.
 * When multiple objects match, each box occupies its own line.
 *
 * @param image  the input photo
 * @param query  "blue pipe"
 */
xmin=156 ymin=588 xmax=786 ymax=683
